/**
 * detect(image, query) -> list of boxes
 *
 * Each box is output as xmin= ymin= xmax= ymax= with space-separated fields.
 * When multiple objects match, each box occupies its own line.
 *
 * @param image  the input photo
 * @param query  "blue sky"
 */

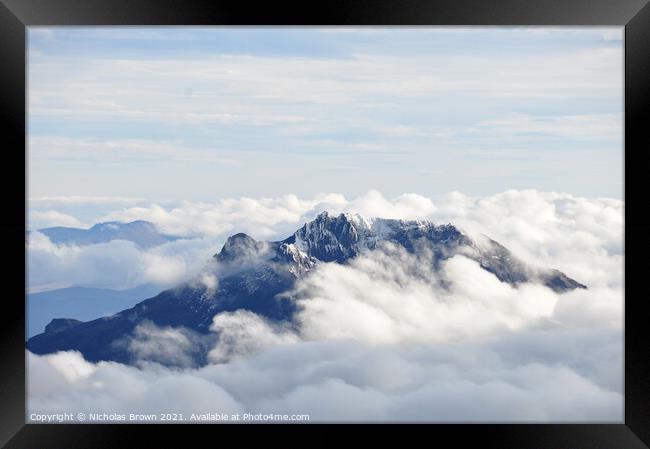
xmin=28 ymin=27 xmax=623 ymax=202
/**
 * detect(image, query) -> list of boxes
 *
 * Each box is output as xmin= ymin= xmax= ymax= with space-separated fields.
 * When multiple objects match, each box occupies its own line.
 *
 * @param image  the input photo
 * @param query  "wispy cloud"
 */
xmin=29 ymin=136 xmax=240 ymax=165
xmin=28 ymin=28 xmax=623 ymax=199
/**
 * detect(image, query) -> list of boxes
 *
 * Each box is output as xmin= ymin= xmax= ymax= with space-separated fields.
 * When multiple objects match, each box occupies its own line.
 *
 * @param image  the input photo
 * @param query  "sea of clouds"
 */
xmin=26 ymin=189 xmax=623 ymax=422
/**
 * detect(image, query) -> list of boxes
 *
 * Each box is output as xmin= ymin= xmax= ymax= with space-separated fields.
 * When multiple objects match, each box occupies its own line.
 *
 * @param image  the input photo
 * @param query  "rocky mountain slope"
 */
xmin=27 ymin=212 xmax=586 ymax=365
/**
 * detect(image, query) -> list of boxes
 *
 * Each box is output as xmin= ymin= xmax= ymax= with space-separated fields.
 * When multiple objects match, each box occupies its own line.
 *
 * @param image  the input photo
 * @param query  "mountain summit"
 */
xmin=27 ymin=212 xmax=586 ymax=365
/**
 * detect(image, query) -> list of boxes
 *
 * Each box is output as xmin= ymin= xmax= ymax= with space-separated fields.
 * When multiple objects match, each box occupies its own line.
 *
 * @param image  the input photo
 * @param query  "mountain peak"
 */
xmin=314 ymin=210 xmax=368 ymax=222
xmin=226 ymin=232 xmax=255 ymax=242
xmin=27 ymin=213 xmax=587 ymax=366
xmin=215 ymin=233 xmax=267 ymax=263
xmin=289 ymin=211 xmax=371 ymax=263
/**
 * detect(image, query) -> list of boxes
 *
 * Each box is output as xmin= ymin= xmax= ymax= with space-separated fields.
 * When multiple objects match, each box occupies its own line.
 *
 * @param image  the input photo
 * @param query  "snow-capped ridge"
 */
xmin=28 ymin=211 xmax=586 ymax=366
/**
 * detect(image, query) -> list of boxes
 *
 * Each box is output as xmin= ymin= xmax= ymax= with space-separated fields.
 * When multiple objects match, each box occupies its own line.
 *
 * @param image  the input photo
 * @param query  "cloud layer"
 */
xmin=288 ymin=247 xmax=619 ymax=344
xmin=27 ymin=232 xmax=219 ymax=291
xmin=28 ymin=189 xmax=622 ymax=292
xmin=29 ymin=28 xmax=622 ymax=200
xmin=28 ymin=328 xmax=622 ymax=422
xmin=27 ymin=189 xmax=623 ymax=422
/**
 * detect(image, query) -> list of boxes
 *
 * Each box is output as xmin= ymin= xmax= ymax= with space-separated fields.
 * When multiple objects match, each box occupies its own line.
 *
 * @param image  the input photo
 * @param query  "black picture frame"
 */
xmin=1 ymin=0 xmax=648 ymax=447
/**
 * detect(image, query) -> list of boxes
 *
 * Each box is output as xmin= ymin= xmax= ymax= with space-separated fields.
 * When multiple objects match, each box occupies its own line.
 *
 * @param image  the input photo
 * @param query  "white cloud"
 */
xmin=208 ymin=311 xmax=300 ymax=363
xmin=473 ymin=113 xmax=622 ymax=142
xmin=29 ymin=195 xmax=147 ymax=204
xmin=27 ymin=189 xmax=623 ymax=294
xmin=98 ymin=189 xmax=622 ymax=285
xmin=27 ymin=29 xmax=623 ymax=200
xmin=27 ymin=231 xmax=219 ymax=290
xmin=282 ymin=244 xmax=620 ymax=346
xmin=99 ymin=193 xmax=343 ymax=239
xmin=29 ymin=136 xmax=239 ymax=165
xmin=29 ymin=210 xmax=84 ymax=228
xmin=28 ymin=350 xmax=244 ymax=418
xmin=431 ymin=190 xmax=623 ymax=289
xmin=26 ymin=189 xmax=623 ymax=422
xmin=292 ymin=247 xmax=508 ymax=344
xmin=28 ymin=329 xmax=622 ymax=422
xmin=119 ymin=321 xmax=212 ymax=369
xmin=28 ymin=43 xmax=621 ymax=134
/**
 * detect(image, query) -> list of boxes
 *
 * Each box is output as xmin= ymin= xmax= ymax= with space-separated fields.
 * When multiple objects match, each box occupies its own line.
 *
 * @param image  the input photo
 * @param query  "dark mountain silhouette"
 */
xmin=27 ymin=212 xmax=585 ymax=365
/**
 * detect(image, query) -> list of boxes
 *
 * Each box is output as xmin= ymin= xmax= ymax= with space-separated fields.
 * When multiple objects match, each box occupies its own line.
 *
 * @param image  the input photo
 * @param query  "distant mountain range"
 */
xmin=33 ymin=220 xmax=178 ymax=248
xmin=26 ymin=284 xmax=162 ymax=338
xmin=27 ymin=212 xmax=586 ymax=366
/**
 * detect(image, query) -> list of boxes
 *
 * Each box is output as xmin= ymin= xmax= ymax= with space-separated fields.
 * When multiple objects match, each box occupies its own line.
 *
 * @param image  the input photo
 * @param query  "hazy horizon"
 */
xmin=28 ymin=27 xmax=623 ymax=202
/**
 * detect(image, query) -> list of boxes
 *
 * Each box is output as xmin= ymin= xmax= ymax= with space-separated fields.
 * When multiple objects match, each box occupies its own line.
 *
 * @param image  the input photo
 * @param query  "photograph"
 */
xmin=25 ymin=26 xmax=624 ymax=424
